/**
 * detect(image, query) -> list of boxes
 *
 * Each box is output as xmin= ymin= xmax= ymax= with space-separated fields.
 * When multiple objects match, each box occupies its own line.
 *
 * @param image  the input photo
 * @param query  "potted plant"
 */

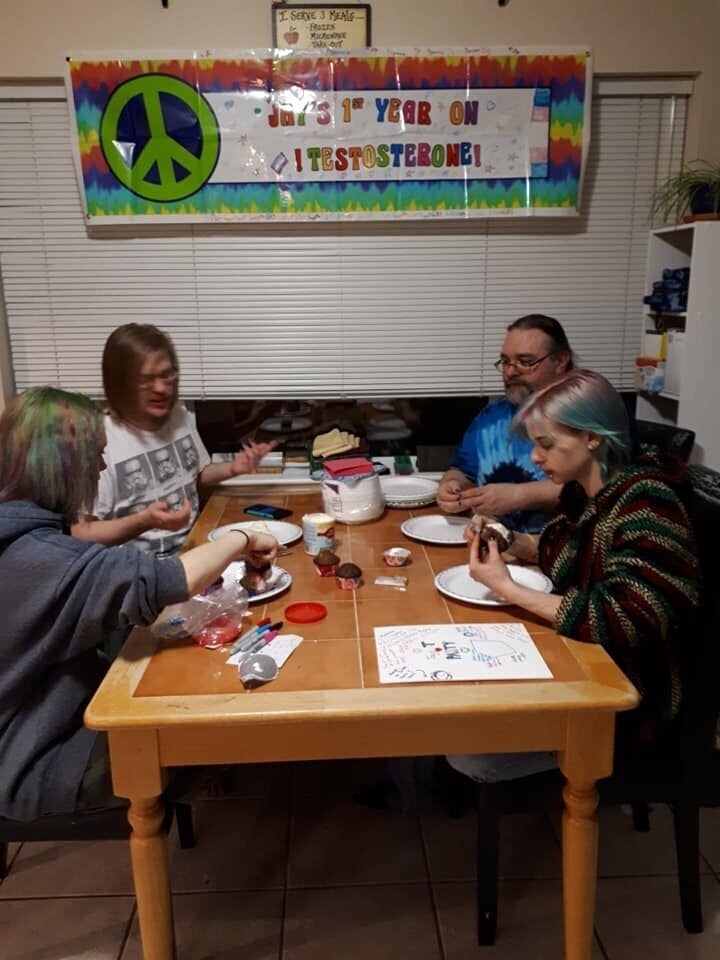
xmin=651 ymin=159 xmax=720 ymax=223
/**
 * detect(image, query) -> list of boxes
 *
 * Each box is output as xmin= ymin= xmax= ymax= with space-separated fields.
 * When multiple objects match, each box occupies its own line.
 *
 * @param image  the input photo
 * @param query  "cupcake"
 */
xmin=240 ymin=559 xmax=273 ymax=595
xmin=240 ymin=570 xmax=269 ymax=595
xmin=479 ymin=520 xmax=514 ymax=555
xmin=335 ymin=561 xmax=362 ymax=590
xmin=313 ymin=549 xmax=340 ymax=577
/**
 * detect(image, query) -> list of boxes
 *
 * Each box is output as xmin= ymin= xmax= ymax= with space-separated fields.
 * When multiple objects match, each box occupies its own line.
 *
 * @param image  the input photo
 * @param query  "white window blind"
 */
xmin=0 ymin=84 xmax=687 ymax=399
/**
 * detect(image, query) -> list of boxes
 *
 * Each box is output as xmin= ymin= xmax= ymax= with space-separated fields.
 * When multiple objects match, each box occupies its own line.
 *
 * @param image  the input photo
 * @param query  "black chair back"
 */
xmin=471 ymin=463 xmax=720 ymax=944
xmin=683 ymin=466 xmax=720 ymax=797
xmin=635 ymin=419 xmax=696 ymax=463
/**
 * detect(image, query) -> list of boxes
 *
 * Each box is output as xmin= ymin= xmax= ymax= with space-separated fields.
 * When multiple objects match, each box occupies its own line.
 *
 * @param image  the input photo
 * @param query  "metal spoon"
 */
xmin=239 ymin=653 xmax=279 ymax=687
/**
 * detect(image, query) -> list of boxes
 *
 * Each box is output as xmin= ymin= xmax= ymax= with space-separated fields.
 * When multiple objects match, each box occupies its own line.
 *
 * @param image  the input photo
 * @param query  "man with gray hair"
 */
xmin=437 ymin=314 xmax=573 ymax=533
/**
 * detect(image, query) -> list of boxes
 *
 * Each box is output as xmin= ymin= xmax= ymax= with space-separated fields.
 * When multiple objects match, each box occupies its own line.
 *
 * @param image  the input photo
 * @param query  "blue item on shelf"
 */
xmin=645 ymin=266 xmax=690 ymax=314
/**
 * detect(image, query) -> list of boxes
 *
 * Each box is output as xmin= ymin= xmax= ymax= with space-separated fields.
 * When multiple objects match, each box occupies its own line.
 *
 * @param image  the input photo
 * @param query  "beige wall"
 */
xmin=1 ymin=0 xmax=718 ymax=410
xmin=3 ymin=0 xmax=718 ymax=153
xmin=2 ymin=0 xmax=718 ymax=155
xmin=0 ymin=0 xmax=712 ymax=74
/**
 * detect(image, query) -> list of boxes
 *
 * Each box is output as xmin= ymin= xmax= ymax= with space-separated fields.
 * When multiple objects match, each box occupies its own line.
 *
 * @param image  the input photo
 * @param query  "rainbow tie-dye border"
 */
xmin=66 ymin=47 xmax=591 ymax=222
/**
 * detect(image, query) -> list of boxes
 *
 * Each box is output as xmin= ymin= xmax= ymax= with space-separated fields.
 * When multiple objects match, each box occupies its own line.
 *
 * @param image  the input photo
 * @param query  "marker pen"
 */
xmin=229 ymin=618 xmax=272 ymax=655
xmin=244 ymin=630 xmax=279 ymax=656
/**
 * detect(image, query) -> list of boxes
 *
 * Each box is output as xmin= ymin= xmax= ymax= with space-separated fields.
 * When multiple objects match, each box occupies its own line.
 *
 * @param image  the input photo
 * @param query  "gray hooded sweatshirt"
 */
xmin=0 ymin=501 xmax=188 ymax=821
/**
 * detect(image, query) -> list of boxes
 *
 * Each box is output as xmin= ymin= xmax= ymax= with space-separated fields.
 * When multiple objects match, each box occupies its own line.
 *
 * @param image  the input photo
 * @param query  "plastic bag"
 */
xmin=152 ymin=578 xmax=250 ymax=648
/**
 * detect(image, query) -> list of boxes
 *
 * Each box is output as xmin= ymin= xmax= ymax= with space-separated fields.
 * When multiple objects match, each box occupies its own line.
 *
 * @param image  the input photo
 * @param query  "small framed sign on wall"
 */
xmin=272 ymin=3 xmax=371 ymax=49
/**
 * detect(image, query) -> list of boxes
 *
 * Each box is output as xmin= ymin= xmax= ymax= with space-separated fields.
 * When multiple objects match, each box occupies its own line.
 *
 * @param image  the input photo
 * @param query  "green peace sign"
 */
xmin=100 ymin=74 xmax=220 ymax=203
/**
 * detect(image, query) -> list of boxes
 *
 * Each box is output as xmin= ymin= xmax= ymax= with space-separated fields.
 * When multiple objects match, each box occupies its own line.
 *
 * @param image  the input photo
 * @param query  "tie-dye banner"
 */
xmin=65 ymin=47 xmax=591 ymax=222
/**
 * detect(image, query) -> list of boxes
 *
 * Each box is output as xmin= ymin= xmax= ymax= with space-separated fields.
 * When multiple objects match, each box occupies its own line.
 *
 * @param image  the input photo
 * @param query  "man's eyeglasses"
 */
xmin=493 ymin=351 xmax=556 ymax=373
xmin=137 ymin=369 xmax=178 ymax=389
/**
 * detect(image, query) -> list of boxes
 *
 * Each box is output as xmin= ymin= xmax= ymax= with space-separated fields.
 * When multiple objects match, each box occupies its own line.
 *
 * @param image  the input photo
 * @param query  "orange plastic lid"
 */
xmin=285 ymin=601 xmax=328 ymax=623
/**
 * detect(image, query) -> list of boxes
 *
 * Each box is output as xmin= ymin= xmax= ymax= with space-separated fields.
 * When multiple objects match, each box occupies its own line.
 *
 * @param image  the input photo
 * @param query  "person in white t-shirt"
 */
xmin=72 ymin=324 xmax=274 ymax=555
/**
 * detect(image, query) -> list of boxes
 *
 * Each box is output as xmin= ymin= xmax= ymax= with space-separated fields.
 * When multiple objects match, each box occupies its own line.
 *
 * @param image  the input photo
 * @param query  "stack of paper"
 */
xmin=257 ymin=451 xmax=284 ymax=474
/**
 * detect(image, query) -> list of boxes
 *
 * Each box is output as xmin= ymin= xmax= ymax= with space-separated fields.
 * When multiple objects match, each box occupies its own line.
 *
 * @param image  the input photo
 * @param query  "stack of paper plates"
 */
xmin=379 ymin=476 xmax=439 ymax=508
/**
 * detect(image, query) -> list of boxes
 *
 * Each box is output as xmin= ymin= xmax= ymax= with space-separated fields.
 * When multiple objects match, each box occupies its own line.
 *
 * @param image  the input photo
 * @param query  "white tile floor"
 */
xmin=1 ymin=760 xmax=719 ymax=960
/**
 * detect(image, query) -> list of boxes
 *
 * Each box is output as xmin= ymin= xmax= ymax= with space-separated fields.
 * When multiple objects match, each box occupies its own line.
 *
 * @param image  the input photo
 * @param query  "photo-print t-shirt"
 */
xmin=95 ymin=404 xmax=211 ymax=556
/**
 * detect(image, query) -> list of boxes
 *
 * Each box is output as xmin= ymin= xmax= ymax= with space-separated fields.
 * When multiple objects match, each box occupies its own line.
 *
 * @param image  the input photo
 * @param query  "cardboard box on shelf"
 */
xmin=642 ymin=330 xmax=667 ymax=360
xmin=664 ymin=330 xmax=685 ymax=398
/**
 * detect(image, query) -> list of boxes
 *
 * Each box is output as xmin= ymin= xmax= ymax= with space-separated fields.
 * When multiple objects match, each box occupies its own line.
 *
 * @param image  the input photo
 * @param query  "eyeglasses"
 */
xmin=493 ymin=351 xmax=556 ymax=373
xmin=137 ymin=369 xmax=178 ymax=389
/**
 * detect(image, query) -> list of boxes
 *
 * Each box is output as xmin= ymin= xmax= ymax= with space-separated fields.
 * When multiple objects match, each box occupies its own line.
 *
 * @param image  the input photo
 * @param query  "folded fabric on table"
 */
xmin=323 ymin=457 xmax=375 ymax=479
xmin=312 ymin=428 xmax=360 ymax=457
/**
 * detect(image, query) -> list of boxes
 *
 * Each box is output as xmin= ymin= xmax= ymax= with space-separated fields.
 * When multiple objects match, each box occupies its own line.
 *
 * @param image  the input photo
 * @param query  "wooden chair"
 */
xmin=0 ymin=800 xmax=195 ymax=879
xmin=472 ymin=463 xmax=720 ymax=944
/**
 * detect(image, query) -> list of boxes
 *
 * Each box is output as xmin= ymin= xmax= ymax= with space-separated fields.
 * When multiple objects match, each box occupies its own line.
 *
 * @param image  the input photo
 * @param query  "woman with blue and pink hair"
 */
xmin=449 ymin=369 xmax=700 ymax=784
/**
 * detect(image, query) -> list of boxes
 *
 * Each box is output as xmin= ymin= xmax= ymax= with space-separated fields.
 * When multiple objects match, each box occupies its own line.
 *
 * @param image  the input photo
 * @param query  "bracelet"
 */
xmin=229 ymin=528 xmax=250 ymax=547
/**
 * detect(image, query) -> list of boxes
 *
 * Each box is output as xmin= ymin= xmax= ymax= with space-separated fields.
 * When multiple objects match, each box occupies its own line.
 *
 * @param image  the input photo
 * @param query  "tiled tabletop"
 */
xmin=135 ymin=493 xmax=586 ymax=699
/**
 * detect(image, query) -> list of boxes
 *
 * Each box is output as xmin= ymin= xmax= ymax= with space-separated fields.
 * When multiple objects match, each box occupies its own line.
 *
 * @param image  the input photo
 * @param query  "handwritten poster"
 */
xmin=272 ymin=4 xmax=371 ymax=49
xmin=374 ymin=623 xmax=552 ymax=684
xmin=65 ymin=47 xmax=591 ymax=222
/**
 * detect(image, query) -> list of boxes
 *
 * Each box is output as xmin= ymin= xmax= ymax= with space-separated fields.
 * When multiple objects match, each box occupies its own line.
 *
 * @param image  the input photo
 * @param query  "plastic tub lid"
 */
xmin=284 ymin=601 xmax=328 ymax=624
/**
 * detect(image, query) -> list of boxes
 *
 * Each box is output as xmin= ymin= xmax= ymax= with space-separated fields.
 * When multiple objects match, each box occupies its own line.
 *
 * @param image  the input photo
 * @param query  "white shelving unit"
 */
xmin=636 ymin=222 xmax=720 ymax=468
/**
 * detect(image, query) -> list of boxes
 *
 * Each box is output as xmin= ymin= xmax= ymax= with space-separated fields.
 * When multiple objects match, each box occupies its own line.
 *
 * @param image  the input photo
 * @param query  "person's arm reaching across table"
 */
xmin=179 ymin=529 xmax=277 ymax=596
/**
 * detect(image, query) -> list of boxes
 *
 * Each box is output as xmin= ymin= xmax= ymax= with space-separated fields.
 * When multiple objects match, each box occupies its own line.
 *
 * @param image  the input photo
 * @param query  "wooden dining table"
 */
xmin=85 ymin=489 xmax=638 ymax=960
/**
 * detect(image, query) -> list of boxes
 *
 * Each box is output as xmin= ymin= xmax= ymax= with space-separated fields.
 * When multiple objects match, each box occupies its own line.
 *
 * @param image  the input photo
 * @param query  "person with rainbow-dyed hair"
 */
xmin=448 ymin=369 xmax=700 ymax=784
xmin=0 ymin=387 xmax=277 ymax=822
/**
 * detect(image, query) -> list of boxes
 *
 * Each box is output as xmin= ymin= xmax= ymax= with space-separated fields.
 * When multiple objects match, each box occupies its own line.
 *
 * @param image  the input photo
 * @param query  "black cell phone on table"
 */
xmin=244 ymin=504 xmax=293 ymax=520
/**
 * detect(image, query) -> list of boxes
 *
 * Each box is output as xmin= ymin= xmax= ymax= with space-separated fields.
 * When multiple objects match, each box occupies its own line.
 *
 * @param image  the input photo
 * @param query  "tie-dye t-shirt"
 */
xmin=451 ymin=397 xmax=549 ymax=533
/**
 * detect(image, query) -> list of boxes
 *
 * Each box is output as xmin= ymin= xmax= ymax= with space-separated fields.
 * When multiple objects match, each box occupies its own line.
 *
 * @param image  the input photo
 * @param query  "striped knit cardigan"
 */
xmin=538 ymin=454 xmax=700 ymax=748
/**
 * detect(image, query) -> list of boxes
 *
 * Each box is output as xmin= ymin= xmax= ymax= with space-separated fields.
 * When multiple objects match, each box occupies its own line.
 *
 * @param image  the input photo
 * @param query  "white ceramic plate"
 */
xmin=369 ymin=416 xmax=407 ymax=429
xmin=207 ymin=520 xmax=303 ymax=546
xmin=400 ymin=514 xmax=470 ymax=545
xmin=260 ymin=416 xmax=312 ymax=433
xmin=380 ymin=476 xmax=438 ymax=508
xmin=435 ymin=564 xmax=553 ymax=606
xmin=222 ymin=562 xmax=292 ymax=604
xmin=368 ymin=426 xmax=413 ymax=441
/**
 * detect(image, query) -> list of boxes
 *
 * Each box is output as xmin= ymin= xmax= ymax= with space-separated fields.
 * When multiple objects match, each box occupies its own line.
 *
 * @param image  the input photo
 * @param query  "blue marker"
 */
xmin=229 ymin=618 xmax=272 ymax=656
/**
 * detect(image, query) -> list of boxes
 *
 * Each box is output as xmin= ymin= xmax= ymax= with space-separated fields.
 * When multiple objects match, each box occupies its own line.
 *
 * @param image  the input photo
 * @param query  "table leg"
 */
xmin=562 ymin=777 xmax=599 ymax=960
xmin=559 ymin=712 xmax=615 ymax=960
xmin=128 ymin=796 xmax=175 ymax=960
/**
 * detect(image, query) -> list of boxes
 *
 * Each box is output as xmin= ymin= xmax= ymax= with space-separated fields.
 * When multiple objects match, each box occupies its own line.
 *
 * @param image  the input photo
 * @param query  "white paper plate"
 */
xmin=223 ymin=562 xmax=292 ymax=603
xmin=435 ymin=564 xmax=553 ymax=606
xmin=208 ymin=520 xmax=303 ymax=546
xmin=380 ymin=476 xmax=438 ymax=508
xmin=400 ymin=514 xmax=469 ymax=545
